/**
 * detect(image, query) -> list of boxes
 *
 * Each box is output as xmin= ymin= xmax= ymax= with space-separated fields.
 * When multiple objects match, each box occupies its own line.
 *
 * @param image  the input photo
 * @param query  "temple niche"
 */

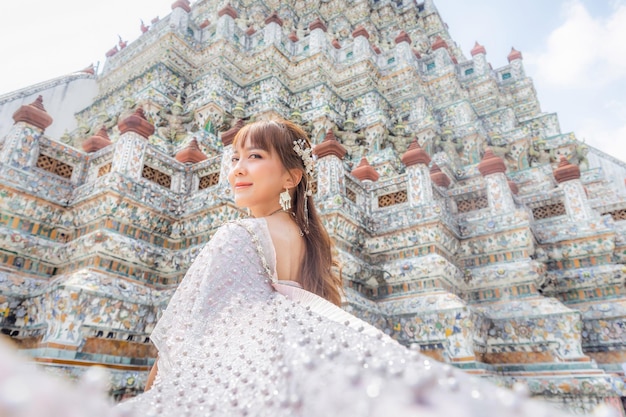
xmin=1 ymin=0 xmax=626 ymax=413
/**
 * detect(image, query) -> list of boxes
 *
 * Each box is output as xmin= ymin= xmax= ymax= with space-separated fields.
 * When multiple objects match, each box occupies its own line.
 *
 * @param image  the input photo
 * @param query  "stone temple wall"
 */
xmin=0 ymin=0 xmax=625 ymax=413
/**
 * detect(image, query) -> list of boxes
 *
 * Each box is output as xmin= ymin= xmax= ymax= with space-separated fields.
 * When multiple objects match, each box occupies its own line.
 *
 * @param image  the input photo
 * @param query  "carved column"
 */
xmin=401 ymin=139 xmax=433 ymax=206
xmin=308 ymin=18 xmax=327 ymax=54
xmin=351 ymin=25 xmax=371 ymax=60
xmin=263 ymin=12 xmax=283 ymax=47
xmin=478 ymin=149 xmax=515 ymax=215
xmin=312 ymin=129 xmax=347 ymax=206
xmin=111 ymin=108 xmax=154 ymax=180
xmin=216 ymin=4 xmax=237 ymax=40
xmin=1 ymin=96 xmax=52 ymax=169
xmin=170 ymin=0 xmax=191 ymax=34
xmin=554 ymin=157 xmax=595 ymax=221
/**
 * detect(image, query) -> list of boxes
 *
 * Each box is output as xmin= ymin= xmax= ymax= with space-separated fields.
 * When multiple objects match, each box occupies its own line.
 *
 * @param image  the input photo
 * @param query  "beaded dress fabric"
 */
xmin=117 ymin=218 xmax=571 ymax=417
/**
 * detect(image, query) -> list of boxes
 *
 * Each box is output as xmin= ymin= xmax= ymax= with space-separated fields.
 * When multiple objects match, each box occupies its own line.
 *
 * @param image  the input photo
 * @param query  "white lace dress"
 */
xmin=118 ymin=218 xmax=570 ymax=417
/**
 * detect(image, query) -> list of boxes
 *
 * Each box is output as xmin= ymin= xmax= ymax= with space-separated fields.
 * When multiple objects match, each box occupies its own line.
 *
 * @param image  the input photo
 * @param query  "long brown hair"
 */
xmin=232 ymin=119 xmax=343 ymax=306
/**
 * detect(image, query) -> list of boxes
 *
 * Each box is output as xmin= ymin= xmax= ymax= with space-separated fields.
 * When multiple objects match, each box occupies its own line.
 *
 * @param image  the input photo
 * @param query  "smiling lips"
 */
xmin=234 ymin=182 xmax=252 ymax=189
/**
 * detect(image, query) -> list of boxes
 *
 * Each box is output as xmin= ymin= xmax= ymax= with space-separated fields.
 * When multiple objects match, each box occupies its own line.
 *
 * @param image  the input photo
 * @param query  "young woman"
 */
xmin=116 ymin=119 xmax=571 ymax=417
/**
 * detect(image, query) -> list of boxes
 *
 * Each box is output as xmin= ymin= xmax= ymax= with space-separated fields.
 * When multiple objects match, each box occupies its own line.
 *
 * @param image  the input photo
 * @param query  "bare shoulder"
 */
xmin=265 ymin=214 xmax=305 ymax=281
xmin=264 ymin=215 xmax=301 ymax=244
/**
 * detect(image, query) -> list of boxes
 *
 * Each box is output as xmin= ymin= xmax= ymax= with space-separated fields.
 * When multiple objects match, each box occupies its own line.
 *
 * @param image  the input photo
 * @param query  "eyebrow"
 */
xmin=235 ymin=146 xmax=266 ymax=153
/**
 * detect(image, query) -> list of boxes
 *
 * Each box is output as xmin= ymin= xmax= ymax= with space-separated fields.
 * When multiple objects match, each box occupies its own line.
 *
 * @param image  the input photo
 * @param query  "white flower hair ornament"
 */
xmin=293 ymin=139 xmax=315 ymax=197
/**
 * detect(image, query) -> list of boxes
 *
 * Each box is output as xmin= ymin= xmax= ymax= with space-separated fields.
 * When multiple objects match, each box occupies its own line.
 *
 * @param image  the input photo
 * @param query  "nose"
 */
xmin=231 ymin=156 xmax=246 ymax=176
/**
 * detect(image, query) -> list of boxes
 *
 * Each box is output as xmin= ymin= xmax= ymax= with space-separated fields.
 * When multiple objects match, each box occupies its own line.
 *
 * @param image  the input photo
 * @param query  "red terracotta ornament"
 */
xmin=352 ymin=25 xmax=369 ymax=39
xmin=309 ymin=17 xmax=327 ymax=32
xmin=171 ymin=0 xmax=191 ymax=12
xmin=508 ymin=180 xmax=519 ymax=195
xmin=401 ymin=139 xmax=430 ymax=167
xmin=351 ymin=157 xmax=379 ymax=182
xmin=508 ymin=47 xmax=522 ymax=62
xmin=105 ymin=46 xmax=118 ymax=58
xmin=221 ymin=119 xmax=245 ymax=146
xmin=394 ymin=30 xmax=411 ymax=45
xmin=82 ymin=127 xmax=113 ymax=153
xmin=12 ymin=96 xmax=53 ymax=131
xmin=288 ymin=31 xmax=299 ymax=42
xmin=218 ymin=4 xmax=238 ymax=19
xmin=264 ymin=11 xmax=283 ymax=26
xmin=432 ymin=36 xmax=448 ymax=51
xmin=199 ymin=19 xmax=210 ymax=29
xmin=430 ymin=163 xmax=450 ymax=188
xmin=118 ymin=107 xmax=155 ymax=139
xmin=478 ymin=148 xmax=506 ymax=176
xmin=471 ymin=41 xmax=486 ymax=56
xmin=313 ymin=129 xmax=347 ymax=159
xmin=554 ymin=156 xmax=581 ymax=183
xmin=176 ymin=139 xmax=208 ymax=164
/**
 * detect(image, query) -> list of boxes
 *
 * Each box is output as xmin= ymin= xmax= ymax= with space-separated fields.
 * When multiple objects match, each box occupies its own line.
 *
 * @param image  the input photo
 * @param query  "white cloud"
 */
xmin=529 ymin=0 xmax=626 ymax=89
xmin=576 ymin=98 xmax=626 ymax=162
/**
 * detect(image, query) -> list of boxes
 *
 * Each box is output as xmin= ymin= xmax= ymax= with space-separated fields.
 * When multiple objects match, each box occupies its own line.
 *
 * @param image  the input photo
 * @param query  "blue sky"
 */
xmin=1 ymin=1 xmax=625 ymax=161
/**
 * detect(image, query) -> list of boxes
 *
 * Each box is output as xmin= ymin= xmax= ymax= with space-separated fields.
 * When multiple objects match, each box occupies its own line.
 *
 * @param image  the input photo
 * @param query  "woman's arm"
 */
xmin=145 ymin=358 xmax=158 ymax=392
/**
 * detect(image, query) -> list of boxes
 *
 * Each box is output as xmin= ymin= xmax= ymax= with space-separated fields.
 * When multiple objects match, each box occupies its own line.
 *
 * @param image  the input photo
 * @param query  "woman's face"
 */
xmin=228 ymin=135 xmax=292 ymax=217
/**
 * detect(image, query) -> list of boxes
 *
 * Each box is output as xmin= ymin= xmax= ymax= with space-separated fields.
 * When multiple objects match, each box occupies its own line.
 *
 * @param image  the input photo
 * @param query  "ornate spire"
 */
xmin=264 ymin=11 xmax=283 ymax=26
xmin=309 ymin=17 xmax=327 ymax=32
xmin=478 ymin=148 xmax=506 ymax=176
xmin=401 ymin=138 xmax=430 ymax=167
xmin=430 ymin=163 xmax=450 ymax=188
xmin=352 ymin=25 xmax=369 ymax=39
xmin=176 ymin=139 xmax=208 ymax=164
xmin=471 ymin=41 xmax=486 ymax=56
xmin=221 ymin=119 xmax=245 ymax=146
xmin=171 ymin=0 xmax=191 ymax=12
xmin=507 ymin=47 xmax=522 ymax=62
xmin=432 ymin=36 xmax=448 ymax=51
xmin=394 ymin=30 xmax=411 ymax=45
xmin=554 ymin=157 xmax=581 ymax=183
xmin=82 ymin=127 xmax=113 ymax=153
xmin=218 ymin=4 xmax=238 ymax=19
xmin=117 ymin=107 xmax=154 ymax=139
xmin=312 ymin=129 xmax=347 ymax=159
xmin=351 ymin=157 xmax=379 ymax=182
xmin=12 ymin=96 xmax=53 ymax=131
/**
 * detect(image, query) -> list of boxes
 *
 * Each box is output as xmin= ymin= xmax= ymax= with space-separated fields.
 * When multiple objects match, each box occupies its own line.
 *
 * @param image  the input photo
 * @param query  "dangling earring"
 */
xmin=279 ymin=188 xmax=292 ymax=211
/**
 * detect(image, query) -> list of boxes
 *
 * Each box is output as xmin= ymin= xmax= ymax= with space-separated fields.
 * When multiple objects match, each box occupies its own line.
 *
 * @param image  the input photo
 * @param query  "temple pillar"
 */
xmin=1 ymin=96 xmax=52 ymax=169
xmin=393 ymin=31 xmax=414 ymax=68
xmin=431 ymin=36 xmax=453 ymax=69
xmin=401 ymin=139 xmax=433 ymax=206
xmin=308 ymin=18 xmax=327 ymax=54
xmin=312 ymin=129 xmax=347 ymax=208
xmin=553 ymin=157 xmax=595 ymax=221
xmin=170 ymin=0 xmax=191 ymax=34
xmin=507 ymin=47 xmax=525 ymax=79
xmin=216 ymin=4 xmax=237 ymax=41
xmin=470 ymin=42 xmax=488 ymax=76
xmin=351 ymin=25 xmax=371 ymax=60
xmin=110 ymin=108 xmax=154 ymax=179
xmin=263 ymin=12 xmax=283 ymax=47
xmin=478 ymin=149 xmax=516 ymax=215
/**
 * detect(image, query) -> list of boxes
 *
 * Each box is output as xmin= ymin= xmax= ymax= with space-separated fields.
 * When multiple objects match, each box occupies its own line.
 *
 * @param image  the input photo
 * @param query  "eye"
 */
xmin=231 ymin=156 xmax=239 ymax=163
xmin=249 ymin=153 xmax=262 ymax=159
